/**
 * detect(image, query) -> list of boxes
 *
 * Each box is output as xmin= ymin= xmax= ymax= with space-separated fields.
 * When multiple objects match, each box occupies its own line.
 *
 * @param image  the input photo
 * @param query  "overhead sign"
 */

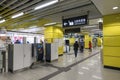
xmin=62 ymin=15 xmax=88 ymax=27
xmin=65 ymin=28 xmax=80 ymax=33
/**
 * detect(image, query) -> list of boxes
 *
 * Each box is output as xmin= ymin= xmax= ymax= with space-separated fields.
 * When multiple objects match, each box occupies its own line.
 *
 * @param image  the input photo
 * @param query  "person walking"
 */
xmin=37 ymin=40 xmax=44 ymax=62
xmin=89 ymin=41 xmax=92 ymax=52
xmin=80 ymin=38 xmax=84 ymax=53
xmin=73 ymin=41 xmax=79 ymax=57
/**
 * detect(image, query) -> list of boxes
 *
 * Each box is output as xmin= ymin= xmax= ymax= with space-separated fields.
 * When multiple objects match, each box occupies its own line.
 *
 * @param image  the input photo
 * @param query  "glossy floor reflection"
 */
xmin=49 ymin=53 xmax=120 ymax=80
xmin=0 ymin=48 xmax=120 ymax=80
xmin=51 ymin=47 xmax=100 ymax=68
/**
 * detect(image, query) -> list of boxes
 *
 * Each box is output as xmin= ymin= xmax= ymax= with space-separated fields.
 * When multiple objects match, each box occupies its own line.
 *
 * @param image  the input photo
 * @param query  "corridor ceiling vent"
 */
xmin=112 ymin=6 xmax=118 ymax=10
xmin=0 ymin=19 xmax=6 ymax=23
xmin=11 ymin=12 xmax=24 ymax=19
xmin=34 ymin=0 xmax=58 ymax=10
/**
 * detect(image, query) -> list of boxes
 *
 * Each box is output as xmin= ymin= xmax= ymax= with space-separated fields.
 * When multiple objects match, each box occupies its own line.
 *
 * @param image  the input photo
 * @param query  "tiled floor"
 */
xmin=49 ymin=51 xmax=120 ymax=80
xmin=0 ymin=47 xmax=120 ymax=80
xmin=0 ymin=66 xmax=58 ymax=80
xmin=51 ymin=47 xmax=100 ymax=67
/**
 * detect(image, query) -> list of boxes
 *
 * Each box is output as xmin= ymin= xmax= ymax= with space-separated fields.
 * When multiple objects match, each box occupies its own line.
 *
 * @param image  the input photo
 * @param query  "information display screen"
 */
xmin=65 ymin=28 xmax=80 ymax=33
xmin=62 ymin=15 xmax=88 ymax=27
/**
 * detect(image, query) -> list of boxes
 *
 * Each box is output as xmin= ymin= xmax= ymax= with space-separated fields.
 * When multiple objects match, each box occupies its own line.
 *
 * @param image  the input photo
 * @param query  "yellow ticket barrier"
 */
xmin=58 ymin=46 xmax=64 ymax=56
xmin=97 ymin=37 xmax=102 ymax=47
xmin=84 ymin=35 xmax=92 ymax=48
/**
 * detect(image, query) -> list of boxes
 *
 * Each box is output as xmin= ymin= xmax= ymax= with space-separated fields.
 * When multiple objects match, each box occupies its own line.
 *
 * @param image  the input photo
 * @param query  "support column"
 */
xmin=44 ymin=26 xmax=64 ymax=55
xmin=103 ymin=13 xmax=120 ymax=69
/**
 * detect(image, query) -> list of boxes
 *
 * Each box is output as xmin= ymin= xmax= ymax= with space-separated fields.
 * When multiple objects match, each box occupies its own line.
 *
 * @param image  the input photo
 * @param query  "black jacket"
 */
xmin=74 ymin=42 xmax=79 ymax=50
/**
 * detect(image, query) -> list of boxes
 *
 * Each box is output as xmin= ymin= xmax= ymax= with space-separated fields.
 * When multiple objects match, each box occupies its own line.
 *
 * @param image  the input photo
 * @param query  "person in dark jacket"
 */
xmin=15 ymin=40 xmax=21 ymax=44
xmin=73 ymin=41 xmax=79 ymax=57
xmin=80 ymin=39 xmax=84 ymax=53
xmin=37 ymin=43 xmax=44 ymax=62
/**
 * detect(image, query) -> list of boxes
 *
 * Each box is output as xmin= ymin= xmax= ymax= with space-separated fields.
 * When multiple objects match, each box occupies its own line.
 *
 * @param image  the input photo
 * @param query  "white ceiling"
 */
xmin=91 ymin=0 xmax=120 ymax=15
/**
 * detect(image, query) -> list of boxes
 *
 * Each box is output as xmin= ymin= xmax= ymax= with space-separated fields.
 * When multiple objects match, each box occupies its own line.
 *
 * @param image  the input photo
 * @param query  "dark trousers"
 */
xmin=38 ymin=53 xmax=44 ymax=61
xmin=80 ymin=46 xmax=84 ymax=52
xmin=74 ymin=49 xmax=78 ymax=57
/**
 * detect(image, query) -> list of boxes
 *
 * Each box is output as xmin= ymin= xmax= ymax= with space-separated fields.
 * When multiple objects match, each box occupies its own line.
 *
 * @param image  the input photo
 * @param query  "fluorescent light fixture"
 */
xmin=0 ymin=34 xmax=6 ymax=36
xmin=98 ymin=19 xmax=103 ymax=23
xmin=11 ymin=12 xmax=24 ymax=18
xmin=12 ymin=29 xmax=17 ymax=31
xmin=18 ymin=28 xmax=24 ymax=30
xmin=113 ymin=6 xmax=118 ymax=10
xmin=92 ymin=29 xmax=100 ymax=31
xmin=44 ymin=22 xmax=57 ymax=26
xmin=34 ymin=0 xmax=58 ymax=10
xmin=29 ymin=26 xmax=38 ymax=29
xmin=0 ymin=19 xmax=6 ymax=23
xmin=83 ymin=25 xmax=97 ymax=28
xmin=19 ymin=27 xmax=42 ymax=32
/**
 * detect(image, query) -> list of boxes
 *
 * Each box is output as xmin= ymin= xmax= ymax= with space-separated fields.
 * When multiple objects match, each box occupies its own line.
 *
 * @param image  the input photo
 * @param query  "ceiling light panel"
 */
xmin=0 ymin=19 xmax=6 ymax=23
xmin=98 ymin=19 xmax=103 ymax=22
xmin=34 ymin=0 xmax=58 ymax=10
xmin=112 ymin=6 xmax=118 ymax=10
xmin=44 ymin=22 xmax=57 ymax=26
xmin=11 ymin=12 xmax=24 ymax=18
